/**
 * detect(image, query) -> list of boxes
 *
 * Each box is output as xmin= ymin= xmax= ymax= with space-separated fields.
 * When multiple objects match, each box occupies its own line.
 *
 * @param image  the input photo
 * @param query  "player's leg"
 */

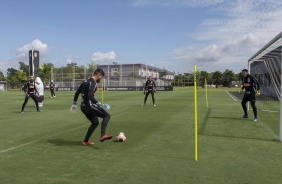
xmin=81 ymin=107 xmax=99 ymax=145
xmin=151 ymin=91 xmax=156 ymax=106
xmin=89 ymin=105 xmax=112 ymax=142
xmin=241 ymin=94 xmax=249 ymax=118
xmin=52 ymin=90 xmax=56 ymax=97
xmin=30 ymin=94 xmax=40 ymax=112
xmin=21 ymin=96 xmax=29 ymax=112
xmin=143 ymin=91 xmax=150 ymax=105
xmin=250 ymin=93 xmax=258 ymax=121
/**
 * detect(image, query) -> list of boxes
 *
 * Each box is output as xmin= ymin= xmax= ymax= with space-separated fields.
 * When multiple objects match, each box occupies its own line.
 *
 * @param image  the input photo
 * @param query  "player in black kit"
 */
xmin=49 ymin=81 xmax=56 ymax=98
xmin=70 ymin=68 xmax=112 ymax=146
xmin=21 ymin=76 xmax=41 ymax=113
xmin=142 ymin=76 xmax=157 ymax=106
xmin=240 ymin=69 xmax=260 ymax=122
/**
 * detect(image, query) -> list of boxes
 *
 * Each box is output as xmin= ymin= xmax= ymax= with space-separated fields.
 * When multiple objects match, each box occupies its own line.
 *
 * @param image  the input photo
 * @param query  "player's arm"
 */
xmin=70 ymin=83 xmax=83 ymax=113
xmin=73 ymin=83 xmax=83 ymax=102
xmin=252 ymin=77 xmax=260 ymax=90
xmin=252 ymin=76 xmax=260 ymax=96
xmin=88 ymin=80 xmax=99 ymax=104
xmin=144 ymin=81 xmax=148 ymax=91
xmin=239 ymin=78 xmax=244 ymax=93
xmin=153 ymin=81 xmax=157 ymax=91
xmin=23 ymin=82 xmax=28 ymax=96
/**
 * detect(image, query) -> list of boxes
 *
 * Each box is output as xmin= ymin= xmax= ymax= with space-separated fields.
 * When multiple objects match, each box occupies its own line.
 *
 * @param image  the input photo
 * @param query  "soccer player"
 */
xmin=21 ymin=76 xmax=41 ymax=113
xmin=49 ymin=81 xmax=56 ymax=98
xmin=70 ymin=68 xmax=112 ymax=146
xmin=239 ymin=69 xmax=260 ymax=122
xmin=142 ymin=76 xmax=157 ymax=106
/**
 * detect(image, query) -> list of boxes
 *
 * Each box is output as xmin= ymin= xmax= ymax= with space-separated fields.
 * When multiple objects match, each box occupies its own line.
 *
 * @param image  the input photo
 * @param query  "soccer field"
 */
xmin=0 ymin=88 xmax=281 ymax=184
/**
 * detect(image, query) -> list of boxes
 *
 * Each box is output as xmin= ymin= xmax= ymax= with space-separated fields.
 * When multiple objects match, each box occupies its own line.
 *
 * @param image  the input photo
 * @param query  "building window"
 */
xmin=111 ymin=68 xmax=118 ymax=72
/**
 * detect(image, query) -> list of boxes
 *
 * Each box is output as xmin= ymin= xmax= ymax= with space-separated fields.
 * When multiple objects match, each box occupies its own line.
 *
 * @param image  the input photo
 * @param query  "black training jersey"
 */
xmin=73 ymin=78 xmax=98 ymax=106
xmin=242 ymin=74 xmax=260 ymax=93
xmin=145 ymin=80 xmax=156 ymax=91
xmin=23 ymin=80 xmax=38 ymax=94
xmin=49 ymin=82 xmax=55 ymax=90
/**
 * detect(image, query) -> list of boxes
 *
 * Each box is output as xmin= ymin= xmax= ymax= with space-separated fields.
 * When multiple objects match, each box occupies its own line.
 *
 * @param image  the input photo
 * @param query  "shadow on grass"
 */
xmin=131 ymin=151 xmax=193 ymax=161
xmin=199 ymin=108 xmax=211 ymax=135
xmin=201 ymin=133 xmax=280 ymax=143
xmin=47 ymin=139 xmax=100 ymax=149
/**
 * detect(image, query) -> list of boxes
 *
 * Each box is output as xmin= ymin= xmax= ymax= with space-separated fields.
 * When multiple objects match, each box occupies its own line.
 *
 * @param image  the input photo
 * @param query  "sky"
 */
xmin=0 ymin=0 xmax=282 ymax=74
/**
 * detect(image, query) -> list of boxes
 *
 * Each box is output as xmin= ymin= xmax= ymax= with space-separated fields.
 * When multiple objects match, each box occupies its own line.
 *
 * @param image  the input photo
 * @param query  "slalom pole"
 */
xmin=194 ymin=65 xmax=198 ymax=161
xmin=205 ymin=78 xmax=208 ymax=108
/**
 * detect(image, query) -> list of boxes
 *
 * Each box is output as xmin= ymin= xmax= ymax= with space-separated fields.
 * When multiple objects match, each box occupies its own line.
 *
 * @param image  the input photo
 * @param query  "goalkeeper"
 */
xmin=142 ymin=76 xmax=157 ymax=106
xmin=239 ymin=69 xmax=260 ymax=122
xmin=70 ymin=68 xmax=112 ymax=146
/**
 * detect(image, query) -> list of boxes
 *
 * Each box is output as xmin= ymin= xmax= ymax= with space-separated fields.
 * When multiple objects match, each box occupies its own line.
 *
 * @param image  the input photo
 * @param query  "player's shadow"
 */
xmin=47 ymin=139 xmax=100 ymax=149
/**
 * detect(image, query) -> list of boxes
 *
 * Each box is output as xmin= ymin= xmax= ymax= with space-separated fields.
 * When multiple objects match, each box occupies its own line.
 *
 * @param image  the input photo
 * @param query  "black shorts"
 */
xmin=242 ymin=92 xmax=256 ymax=102
xmin=81 ymin=105 xmax=108 ymax=119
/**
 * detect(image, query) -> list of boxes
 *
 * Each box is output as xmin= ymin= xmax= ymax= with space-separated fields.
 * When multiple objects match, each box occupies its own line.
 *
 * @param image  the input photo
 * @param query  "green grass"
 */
xmin=0 ymin=87 xmax=281 ymax=184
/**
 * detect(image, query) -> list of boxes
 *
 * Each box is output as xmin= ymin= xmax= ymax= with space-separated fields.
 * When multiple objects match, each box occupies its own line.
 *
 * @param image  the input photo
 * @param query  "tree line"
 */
xmin=172 ymin=69 xmax=243 ymax=88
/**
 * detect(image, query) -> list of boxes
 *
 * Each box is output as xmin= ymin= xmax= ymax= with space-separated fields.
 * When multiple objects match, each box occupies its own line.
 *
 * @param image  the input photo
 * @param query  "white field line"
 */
xmin=226 ymin=91 xmax=238 ymax=101
xmin=0 ymin=107 xmax=141 ymax=154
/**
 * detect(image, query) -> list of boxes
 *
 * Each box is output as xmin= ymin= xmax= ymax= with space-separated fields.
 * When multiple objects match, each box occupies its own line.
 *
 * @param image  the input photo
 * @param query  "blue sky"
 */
xmin=1 ymin=0 xmax=282 ymax=74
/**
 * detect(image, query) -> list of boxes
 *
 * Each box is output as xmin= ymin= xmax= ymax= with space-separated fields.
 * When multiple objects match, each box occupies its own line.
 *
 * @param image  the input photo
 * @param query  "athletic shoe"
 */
xmin=100 ymin=135 xmax=113 ymax=142
xmin=241 ymin=115 xmax=248 ymax=118
xmin=142 ymin=104 xmax=145 ymax=106
xmin=20 ymin=110 xmax=24 ymax=113
xmin=82 ymin=141 xmax=95 ymax=146
xmin=254 ymin=118 xmax=258 ymax=122
xmin=153 ymin=104 xmax=156 ymax=107
xmin=54 ymin=96 xmax=56 ymax=98
xmin=37 ymin=110 xmax=42 ymax=112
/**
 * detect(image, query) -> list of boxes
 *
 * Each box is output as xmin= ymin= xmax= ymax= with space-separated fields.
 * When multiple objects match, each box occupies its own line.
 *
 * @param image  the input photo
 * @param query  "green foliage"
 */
xmin=223 ymin=69 xmax=235 ymax=87
xmin=0 ymin=71 xmax=5 ymax=81
xmin=158 ymin=68 xmax=168 ymax=78
xmin=6 ymin=68 xmax=27 ymax=88
xmin=212 ymin=71 xmax=222 ymax=88
xmin=18 ymin=61 xmax=29 ymax=78
xmin=38 ymin=63 xmax=54 ymax=84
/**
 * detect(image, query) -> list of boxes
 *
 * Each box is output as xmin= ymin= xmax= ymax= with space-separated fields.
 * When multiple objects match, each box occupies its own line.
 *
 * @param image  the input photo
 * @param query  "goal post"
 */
xmin=248 ymin=32 xmax=282 ymax=142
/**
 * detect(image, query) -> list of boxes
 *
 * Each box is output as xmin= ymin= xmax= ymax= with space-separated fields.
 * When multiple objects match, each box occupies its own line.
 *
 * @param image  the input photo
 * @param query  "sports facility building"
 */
xmin=96 ymin=64 xmax=175 ymax=87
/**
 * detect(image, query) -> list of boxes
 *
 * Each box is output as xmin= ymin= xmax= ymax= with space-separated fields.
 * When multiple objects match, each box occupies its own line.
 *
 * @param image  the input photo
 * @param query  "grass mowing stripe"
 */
xmin=0 ymin=104 xmax=143 ymax=154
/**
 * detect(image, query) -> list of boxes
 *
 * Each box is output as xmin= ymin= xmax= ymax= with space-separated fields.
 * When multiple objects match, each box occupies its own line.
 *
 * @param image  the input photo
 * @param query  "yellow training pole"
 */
xmin=102 ymin=79 xmax=104 ymax=104
xmin=194 ymin=65 xmax=198 ymax=161
xmin=205 ymin=78 xmax=208 ymax=108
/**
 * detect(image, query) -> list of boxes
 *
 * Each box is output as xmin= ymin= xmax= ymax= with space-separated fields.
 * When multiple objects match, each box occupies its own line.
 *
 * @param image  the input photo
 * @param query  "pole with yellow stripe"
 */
xmin=194 ymin=65 xmax=198 ymax=161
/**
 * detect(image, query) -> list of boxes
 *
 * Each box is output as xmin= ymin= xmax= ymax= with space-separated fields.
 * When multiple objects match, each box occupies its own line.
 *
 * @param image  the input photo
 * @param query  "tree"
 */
xmin=87 ymin=62 xmax=97 ymax=76
xmin=158 ymin=68 xmax=168 ymax=78
xmin=0 ymin=71 xmax=5 ymax=81
xmin=223 ymin=69 xmax=234 ymax=88
xmin=18 ymin=61 xmax=29 ymax=78
xmin=38 ymin=63 xmax=54 ymax=84
xmin=212 ymin=71 xmax=222 ymax=88
xmin=129 ymin=70 xmax=140 ymax=79
xmin=7 ymin=68 xmax=27 ymax=89
xmin=198 ymin=71 xmax=209 ymax=88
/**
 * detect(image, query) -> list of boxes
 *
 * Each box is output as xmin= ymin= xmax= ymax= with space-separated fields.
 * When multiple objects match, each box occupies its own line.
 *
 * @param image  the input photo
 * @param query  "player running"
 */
xmin=70 ymin=68 xmax=112 ymax=146
xmin=239 ymin=69 xmax=260 ymax=122
xmin=21 ymin=76 xmax=41 ymax=113
xmin=142 ymin=76 xmax=157 ymax=106
xmin=49 ymin=81 xmax=56 ymax=98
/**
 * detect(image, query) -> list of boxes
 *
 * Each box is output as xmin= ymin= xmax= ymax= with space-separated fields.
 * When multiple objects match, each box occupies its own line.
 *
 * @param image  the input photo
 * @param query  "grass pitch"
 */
xmin=0 ymin=88 xmax=281 ymax=184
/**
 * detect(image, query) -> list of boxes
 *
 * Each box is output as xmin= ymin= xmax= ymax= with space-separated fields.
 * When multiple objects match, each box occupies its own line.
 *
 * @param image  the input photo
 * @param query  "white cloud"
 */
xmin=172 ymin=0 xmax=282 ymax=72
xmin=17 ymin=39 xmax=48 ymax=59
xmin=91 ymin=51 xmax=116 ymax=62
xmin=131 ymin=0 xmax=224 ymax=7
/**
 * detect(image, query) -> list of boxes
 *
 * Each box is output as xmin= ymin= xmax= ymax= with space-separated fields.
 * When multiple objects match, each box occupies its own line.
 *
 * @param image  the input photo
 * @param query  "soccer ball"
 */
xmin=116 ymin=132 xmax=126 ymax=142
